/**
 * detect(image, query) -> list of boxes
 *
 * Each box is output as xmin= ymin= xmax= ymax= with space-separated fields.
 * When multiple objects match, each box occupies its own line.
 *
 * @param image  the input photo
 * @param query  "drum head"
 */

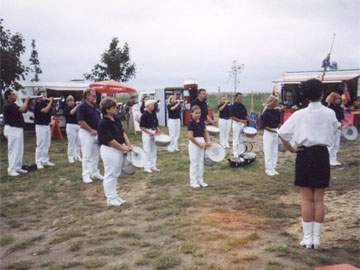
xmin=242 ymin=152 xmax=256 ymax=160
xmin=205 ymin=143 xmax=225 ymax=162
xmin=155 ymin=134 xmax=171 ymax=146
xmin=243 ymin=127 xmax=257 ymax=137
xmin=236 ymin=144 xmax=247 ymax=155
xmin=206 ymin=125 xmax=220 ymax=134
xmin=127 ymin=146 xmax=146 ymax=168
xmin=342 ymin=125 xmax=358 ymax=141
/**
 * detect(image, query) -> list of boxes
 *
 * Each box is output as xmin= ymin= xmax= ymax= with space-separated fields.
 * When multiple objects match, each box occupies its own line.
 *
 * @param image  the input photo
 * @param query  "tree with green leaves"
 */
xmin=84 ymin=38 xmax=136 ymax=82
xmin=29 ymin=39 xmax=42 ymax=82
xmin=0 ymin=18 xmax=28 ymax=90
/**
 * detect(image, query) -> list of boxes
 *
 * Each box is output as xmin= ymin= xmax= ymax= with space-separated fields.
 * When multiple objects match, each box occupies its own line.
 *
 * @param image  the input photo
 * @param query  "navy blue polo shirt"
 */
xmin=231 ymin=102 xmax=247 ymax=120
xmin=34 ymin=100 xmax=52 ymax=125
xmin=3 ymin=102 xmax=25 ymax=128
xmin=64 ymin=106 xmax=78 ymax=124
xmin=167 ymin=104 xmax=181 ymax=119
xmin=77 ymin=101 xmax=100 ymax=130
xmin=218 ymin=103 xmax=231 ymax=119
xmin=188 ymin=119 xmax=205 ymax=137
xmin=261 ymin=108 xmax=281 ymax=128
xmin=191 ymin=99 xmax=208 ymax=121
xmin=98 ymin=117 xmax=125 ymax=146
xmin=140 ymin=111 xmax=158 ymax=129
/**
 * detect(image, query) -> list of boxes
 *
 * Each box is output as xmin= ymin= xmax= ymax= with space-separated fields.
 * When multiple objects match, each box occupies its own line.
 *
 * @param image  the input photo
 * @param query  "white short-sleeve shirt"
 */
xmin=278 ymin=101 xmax=340 ymax=147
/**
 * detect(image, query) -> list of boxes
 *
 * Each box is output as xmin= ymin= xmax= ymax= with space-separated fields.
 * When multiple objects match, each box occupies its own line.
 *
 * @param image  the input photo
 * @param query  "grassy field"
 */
xmin=0 ymin=125 xmax=359 ymax=270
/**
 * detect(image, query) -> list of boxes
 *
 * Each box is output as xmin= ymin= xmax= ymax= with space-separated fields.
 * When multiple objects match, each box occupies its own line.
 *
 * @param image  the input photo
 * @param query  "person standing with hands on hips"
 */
xmin=77 ymin=88 xmax=103 ymax=183
xmin=98 ymin=97 xmax=133 ymax=207
xmin=34 ymin=92 xmax=56 ymax=169
xmin=3 ymin=90 xmax=30 ymax=176
xmin=64 ymin=95 xmax=81 ymax=163
xmin=140 ymin=100 xmax=161 ymax=173
xmin=167 ymin=95 xmax=181 ymax=152
xmin=261 ymin=95 xmax=281 ymax=176
xmin=188 ymin=105 xmax=211 ymax=188
xmin=218 ymin=96 xmax=232 ymax=148
xmin=278 ymin=79 xmax=340 ymax=249
xmin=231 ymin=93 xmax=248 ymax=158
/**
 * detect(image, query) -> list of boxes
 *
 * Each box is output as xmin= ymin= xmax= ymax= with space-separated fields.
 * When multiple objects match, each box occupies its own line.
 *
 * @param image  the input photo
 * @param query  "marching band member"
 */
xmin=98 ymin=97 xmax=132 ymax=207
xmin=77 ymin=88 xmax=103 ymax=183
xmin=64 ymin=95 xmax=81 ymax=163
xmin=167 ymin=95 xmax=181 ymax=152
xmin=34 ymin=92 xmax=55 ymax=169
xmin=218 ymin=96 xmax=231 ymax=148
xmin=326 ymin=92 xmax=344 ymax=166
xmin=188 ymin=105 xmax=211 ymax=188
xmin=140 ymin=99 xmax=161 ymax=173
xmin=261 ymin=95 xmax=281 ymax=176
xmin=278 ymin=79 xmax=339 ymax=249
xmin=231 ymin=93 xmax=248 ymax=158
xmin=3 ymin=90 xmax=30 ymax=176
xmin=190 ymin=89 xmax=216 ymax=125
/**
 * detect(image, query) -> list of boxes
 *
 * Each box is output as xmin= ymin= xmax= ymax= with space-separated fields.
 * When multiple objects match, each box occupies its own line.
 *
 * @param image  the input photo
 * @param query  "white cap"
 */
xmin=145 ymin=100 xmax=157 ymax=107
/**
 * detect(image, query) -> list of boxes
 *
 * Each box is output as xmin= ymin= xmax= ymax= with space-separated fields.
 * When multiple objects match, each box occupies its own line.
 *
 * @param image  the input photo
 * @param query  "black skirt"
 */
xmin=295 ymin=145 xmax=330 ymax=188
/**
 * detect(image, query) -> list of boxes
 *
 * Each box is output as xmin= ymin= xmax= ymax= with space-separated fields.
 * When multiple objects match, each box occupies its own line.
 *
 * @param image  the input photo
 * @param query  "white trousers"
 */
xmin=66 ymin=123 xmax=81 ymax=161
xmin=35 ymin=124 xmax=51 ymax=164
xmin=4 ymin=125 xmax=24 ymax=173
xmin=232 ymin=121 xmax=245 ymax=157
xmin=219 ymin=118 xmax=231 ymax=147
xmin=142 ymin=131 xmax=157 ymax=170
xmin=328 ymin=129 xmax=341 ymax=163
xmin=79 ymin=128 xmax=100 ymax=179
xmin=167 ymin=118 xmax=181 ymax=151
xmin=100 ymin=145 xmax=123 ymax=200
xmin=263 ymin=130 xmax=279 ymax=172
xmin=188 ymin=137 xmax=205 ymax=186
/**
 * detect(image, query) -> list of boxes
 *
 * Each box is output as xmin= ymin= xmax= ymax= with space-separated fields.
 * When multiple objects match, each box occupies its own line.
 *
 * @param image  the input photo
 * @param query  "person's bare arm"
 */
xmin=218 ymin=103 xmax=227 ymax=111
xmin=206 ymin=115 xmax=216 ymax=125
xmin=188 ymin=131 xmax=205 ymax=148
xmin=204 ymin=129 xmax=211 ymax=147
xmin=108 ymin=139 xmax=131 ymax=152
xmin=19 ymin=97 xmax=30 ymax=113
xmin=264 ymin=127 xmax=277 ymax=133
xmin=170 ymin=102 xmax=180 ymax=110
xmin=123 ymin=132 xmax=132 ymax=150
xmin=141 ymin=127 xmax=155 ymax=136
xmin=40 ymin=98 xmax=53 ymax=113
xmin=79 ymin=120 xmax=97 ymax=135
xmin=70 ymin=104 xmax=79 ymax=115
xmin=279 ymin=136 xmax=303 ymax=153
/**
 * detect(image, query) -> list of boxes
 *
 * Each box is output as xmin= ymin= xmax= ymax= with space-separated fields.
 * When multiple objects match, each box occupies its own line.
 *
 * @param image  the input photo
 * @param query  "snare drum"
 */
xmin=206 ymin=125 xmax=220 ymax=135
xmin=127 ymin=146 xmax=146 ymax=168
xmin=243 ymin=127 xmax=257 ymax=138
xmin=154 ymin=134 xmax=171 ymax=147
xmin=205 ymin=143 xmax=225 ymax=162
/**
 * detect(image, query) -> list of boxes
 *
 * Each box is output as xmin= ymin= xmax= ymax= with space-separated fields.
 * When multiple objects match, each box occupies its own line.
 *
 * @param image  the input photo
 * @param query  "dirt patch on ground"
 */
xmin=279 ymin=190 xmax=360 ymax=247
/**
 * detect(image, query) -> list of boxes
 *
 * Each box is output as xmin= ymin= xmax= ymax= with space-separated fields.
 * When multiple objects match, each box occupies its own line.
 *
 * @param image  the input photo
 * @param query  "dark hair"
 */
xmin=198 ymin=88 xmax=206 ymax=95
xmin=83 ymin=88 xmax=95 ymax=99
xmin=100 ymin=97 xmax=117 ymax=115
xmin=301 ymin=79 xmax=323 ymax=101
xmin=4 ymin=89 xmax=14 ymax=100
xmin=191 ymin=105 xmax=201 ymax=112
xmin=234 ymin=92 xmax=243 ymax=98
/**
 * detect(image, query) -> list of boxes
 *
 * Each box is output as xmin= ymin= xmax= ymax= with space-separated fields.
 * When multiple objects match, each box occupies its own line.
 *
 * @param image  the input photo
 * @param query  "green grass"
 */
xmin=0 ymin=123 xmax=359 ymax=269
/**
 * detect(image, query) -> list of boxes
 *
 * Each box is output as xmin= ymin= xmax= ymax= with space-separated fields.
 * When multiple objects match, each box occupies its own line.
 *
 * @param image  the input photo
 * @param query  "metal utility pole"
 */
xmin=230 ymin=60 xmax=244 ymax=101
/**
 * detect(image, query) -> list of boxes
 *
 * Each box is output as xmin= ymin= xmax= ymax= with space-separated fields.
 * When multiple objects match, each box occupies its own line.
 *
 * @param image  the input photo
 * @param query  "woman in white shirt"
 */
xmin=278 ymin=79 xmax=339 ymax=250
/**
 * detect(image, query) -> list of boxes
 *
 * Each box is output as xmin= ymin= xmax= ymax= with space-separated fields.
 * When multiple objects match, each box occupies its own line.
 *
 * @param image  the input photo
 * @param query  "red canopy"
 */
xmin=89 ymin=80 xmax=137 ymax=95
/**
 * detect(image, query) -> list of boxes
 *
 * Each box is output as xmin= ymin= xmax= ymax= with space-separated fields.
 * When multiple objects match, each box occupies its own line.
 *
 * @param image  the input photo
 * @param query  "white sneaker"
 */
xmin=175 ymin=148 xmax=180 ymax=152
xmin=151 ymin=167 xmax=160 ymax=172
xmin=330 ymin=160 xmax=341 ymax=166
xmin=76 ymin=157 xmax=82 ymax=162
xmin=83 ymin=176 xmax=93 ymax=183
xmin=117 ymin=197 xmax=126 ymax=203
xmin=16 ymin=169 xmax=28 ymax=174
xmin=144 ymin=169 xmax=152 ymax=173
xmin=44 ymin=161 xmax=55 ymax=167
xmin=273 ymin=170 xmax=279 ymax=175
xmin=190 ymin=184 xmax=201 ymax=188
xmin=37 ymin=163 xmax=44 ymax=169
xmin=199 ymin=182 xmax=208 ymax=187
xmin=8 ymin=171 xmax=20 ymax=177
xmin=68 ymin=157 xmax=75 ymax=163
xmin=92 ymin=173 xmax=104 ymax=181
xmin=107 ymin=198 xmax=123 ymax=207
xmin=266 ymin=170 xmax=276 ymax=176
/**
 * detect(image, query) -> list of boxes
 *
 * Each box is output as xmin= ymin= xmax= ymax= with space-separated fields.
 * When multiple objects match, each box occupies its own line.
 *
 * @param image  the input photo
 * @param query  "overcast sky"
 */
xmin=1 ymin=0 xmax=359 ymax=92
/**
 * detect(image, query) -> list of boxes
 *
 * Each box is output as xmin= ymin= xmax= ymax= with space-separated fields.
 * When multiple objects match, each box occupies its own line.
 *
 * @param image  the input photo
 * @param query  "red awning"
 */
xmin=89 ymin=80 xmax=137 ymax=95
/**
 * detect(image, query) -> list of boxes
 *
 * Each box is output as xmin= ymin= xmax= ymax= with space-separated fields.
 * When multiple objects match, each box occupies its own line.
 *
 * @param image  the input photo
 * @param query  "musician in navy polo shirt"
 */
xmin=167 ymin=95 xmax=181 ymax=152
xmin=218 ymin=96 xmax=232 ymax=148
xmin=3 ymin=89 xmax=30 ymax=176
xmin=190 ymin=89 xmax=216 ymax=125
xmin=34 ymin=92 xmax=56 ymax=169
xmin=231 ymin=92 xmax=248 ymax=158
xmin=77 ymin=88 xmax=103 ymax=183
